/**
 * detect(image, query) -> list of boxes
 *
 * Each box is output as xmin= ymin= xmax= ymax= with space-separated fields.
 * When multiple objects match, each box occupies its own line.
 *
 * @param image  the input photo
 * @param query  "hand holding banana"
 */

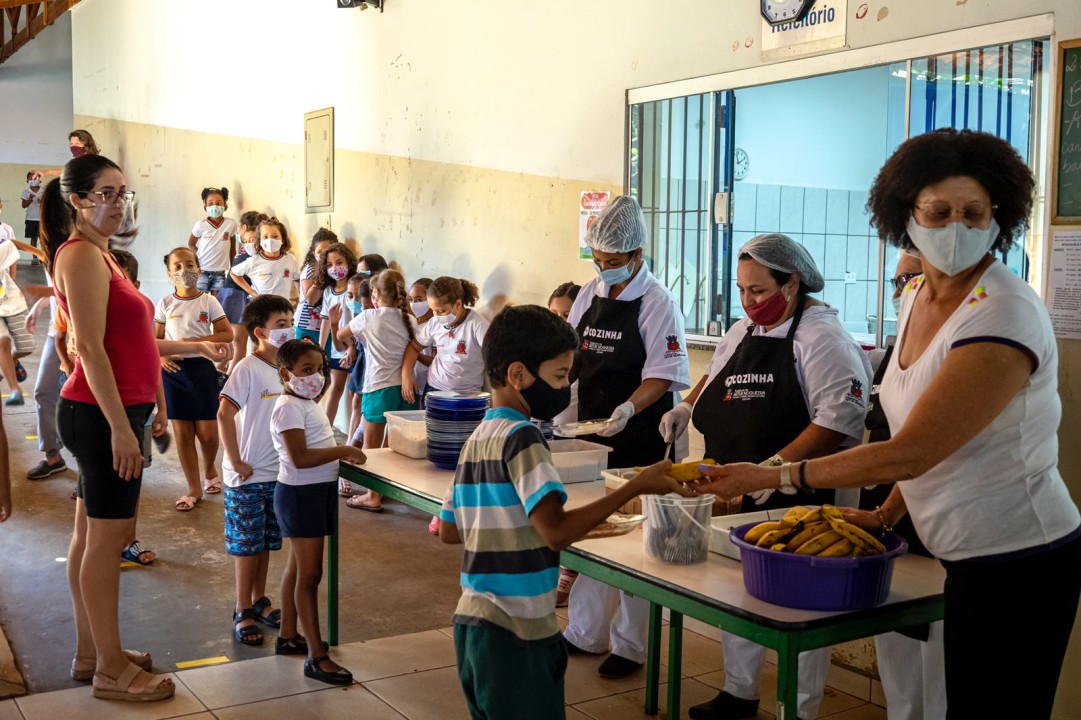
xmin=692 ymin=461 xmax=777 ymax=499
xmin=742 ymin=505 xmax=887 ymax=558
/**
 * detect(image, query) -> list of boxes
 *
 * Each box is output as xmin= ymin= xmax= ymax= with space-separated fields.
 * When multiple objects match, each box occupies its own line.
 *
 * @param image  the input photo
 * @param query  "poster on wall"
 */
xmin=1045 ymin=228 xmax=1081 ymax=340
xmin=579 ymin=191 xmax=610 ymax=260
xmin=761 ymin=0 xmax=848 ymax=61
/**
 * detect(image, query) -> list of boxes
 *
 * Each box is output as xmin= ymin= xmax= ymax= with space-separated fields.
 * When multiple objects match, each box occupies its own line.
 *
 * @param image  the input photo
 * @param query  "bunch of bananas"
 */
xmin=742 ymin=505 xmax=886 ymax=557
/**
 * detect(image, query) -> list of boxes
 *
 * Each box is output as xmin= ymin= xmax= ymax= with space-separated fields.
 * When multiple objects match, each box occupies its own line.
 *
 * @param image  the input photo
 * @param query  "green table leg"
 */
xmin=645 ymin=602 xmax=663 ymax=715
xmin=776 ymin=636 xmax=799 ymax=720
xmin=327 ymin=530 xmax=339 ymax=647
xmin=668 ymin=611 xmax=683 ymax=719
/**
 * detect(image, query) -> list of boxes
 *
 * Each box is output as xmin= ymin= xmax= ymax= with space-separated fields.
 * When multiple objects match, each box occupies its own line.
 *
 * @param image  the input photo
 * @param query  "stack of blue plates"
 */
xmin=426 ymin=391 xmax=491 ymax=469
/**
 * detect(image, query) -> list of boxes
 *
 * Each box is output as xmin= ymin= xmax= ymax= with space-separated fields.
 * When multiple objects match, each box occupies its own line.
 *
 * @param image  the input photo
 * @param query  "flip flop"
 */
xmin=72 ymin=650 xmax=152 ymax=682
xmin=121 ymin=540 xmax=155 ymax=565
xmin=346 ymin=496 xmax=384 ymax=513
xmin=175 ymin=496 xmax=200 ymax=512
xmin=92 ymin=663 xmax=174 ymax=702
xmin=252 ymin=596 xmax=281 ymax=629
xmin=203 ymin=478 xmax=223 ymax=495
xmin=338 ymin=478 xmax=357 ymax=497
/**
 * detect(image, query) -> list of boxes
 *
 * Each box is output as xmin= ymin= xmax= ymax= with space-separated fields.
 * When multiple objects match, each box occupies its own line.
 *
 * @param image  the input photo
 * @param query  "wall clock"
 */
xmin=761 ymin=0 xmax=814 ymax=25
xmin=734 ymin=148 xmax=750 ymax=181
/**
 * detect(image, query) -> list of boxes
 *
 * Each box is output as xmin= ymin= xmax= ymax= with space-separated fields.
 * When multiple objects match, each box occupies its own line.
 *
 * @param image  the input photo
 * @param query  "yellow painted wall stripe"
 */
xmin=175 ymin=656 xmax=230 ymax=669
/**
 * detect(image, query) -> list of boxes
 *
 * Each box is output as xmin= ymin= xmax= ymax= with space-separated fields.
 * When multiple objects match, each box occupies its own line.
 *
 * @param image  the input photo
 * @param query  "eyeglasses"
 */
xmin=892 ymin=272 xmax=922 ymax=292
xmin=85 ymin=190 xmax=136 ymax=206
xmin=913 ymin=203 xmax=996 ymax=225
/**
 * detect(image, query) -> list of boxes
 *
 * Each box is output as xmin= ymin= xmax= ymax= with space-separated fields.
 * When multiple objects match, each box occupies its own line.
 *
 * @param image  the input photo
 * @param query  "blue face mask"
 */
xmin=593 ymin=256 xmax=637 ymax=286
xmin=349 ymin=300 xmax=362 ymax=315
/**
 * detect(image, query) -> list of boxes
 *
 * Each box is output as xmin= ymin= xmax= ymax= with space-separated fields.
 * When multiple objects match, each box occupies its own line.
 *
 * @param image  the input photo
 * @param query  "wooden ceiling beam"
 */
xmin=0 ymin=1 xmax=40 ymax=11
xmin=0 ymin=0 xmax=80 ymax=65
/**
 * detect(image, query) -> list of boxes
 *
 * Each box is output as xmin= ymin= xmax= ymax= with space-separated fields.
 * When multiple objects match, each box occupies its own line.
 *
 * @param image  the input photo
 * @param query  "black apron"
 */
xmin=691 ymin=301 xmax=833 ymax=513
xmin=572 ymin=294 xmax=673 ymax=468
xmin=859 ymin=340 xmax=930 ymax=558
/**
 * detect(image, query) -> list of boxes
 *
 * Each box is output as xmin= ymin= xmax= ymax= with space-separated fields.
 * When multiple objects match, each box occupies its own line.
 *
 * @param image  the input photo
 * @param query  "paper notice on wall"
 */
xmin=1046 ymin=229 xmax=1081 ymax=340
xmin=579 ymin=191 xmax=610 ymax=260
xmin=761 ymin=0 xmax=848 ymax=61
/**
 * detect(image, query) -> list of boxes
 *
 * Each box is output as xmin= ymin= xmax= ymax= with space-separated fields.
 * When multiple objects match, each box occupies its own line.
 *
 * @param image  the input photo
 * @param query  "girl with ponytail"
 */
xmin=336 ymin=268 xmax=419 ymax=512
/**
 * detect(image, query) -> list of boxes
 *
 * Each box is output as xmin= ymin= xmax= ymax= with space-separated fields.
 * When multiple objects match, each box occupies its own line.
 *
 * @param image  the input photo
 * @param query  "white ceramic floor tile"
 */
xmin=0 ymin=700 xmax=22 ymax=720
xmin=364 ymin=665 xmax=468 ymax=720
xmin=15 ymin=674 xmax=204 ymax=720
xmin=214 ymin=684 xmax=403 ymax=719
xmin=331 ymin=630 xmax=456 ymax=683
xmin=563 ymin=653 xmax=649 ymax=706
xmin=174 ymin=655 xmax=331 ymax=709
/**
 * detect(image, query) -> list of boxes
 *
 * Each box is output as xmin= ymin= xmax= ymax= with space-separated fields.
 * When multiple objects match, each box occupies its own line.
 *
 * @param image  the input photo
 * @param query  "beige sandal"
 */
xmin=92 ymin=662 xmax=174 ymax=702
xmin=71 ymin=649 xmax=152 ymax=681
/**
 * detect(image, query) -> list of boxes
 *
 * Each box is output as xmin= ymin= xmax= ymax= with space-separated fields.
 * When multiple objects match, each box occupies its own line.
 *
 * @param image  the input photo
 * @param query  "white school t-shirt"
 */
xmin=232 ymin=253 xmax=300 ymax=299
xmin=318 ymin=287 xmax=351 ymax=359
xmin=414 ymin=309 xmax=489 ymax=392
xmin=294 ymin=264 xmax=323 ymax=331
xmin=219 ymin=354 xmax=283 ymax=488
xmin=880 ymin=262 xmax=1081 ymax=561
xmin=191 ymin=217 xmax=237 ymax=272
xmin=348 ymin=307 xmax=417 ymax=393
xmin=698 ymin=305 xmax=872 ymax=447
xmin=271 ymin=393 xmax=339 ymax=486
xmin=20 ymin=187 xmax=42 ymax=222
xmin=0 ymin=237 xmax=26 ymax=318
xmin=153 ymin=292 xmax=226 ymax=357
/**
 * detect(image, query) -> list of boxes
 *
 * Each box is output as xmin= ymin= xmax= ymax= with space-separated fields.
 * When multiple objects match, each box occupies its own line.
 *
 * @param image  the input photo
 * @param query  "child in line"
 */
xmin=403 ymin=277 xmax=488 ymax=534
xmin=156 ymin=247 xmax=233 ymax=510
xmin=357 ymin=253 xmax=389 ymax=279
xmin=218 ymin=294 xmax=295 ymax=646
xmin=271 ymin=340 xmax=366 ymax=683
xmin=20 ymin=172 xmax=43 ymax=265
xmin=339 ymin=269 xmax=419 ymax=512
xmin=219 ymin=211 xmax=268 ymax=375
xmin=229 ymin=217 xmax=299 ymax=303
xmin=296 ymin=229 xmax=336 ymax=342
xmin=315 ymin=243 xmax=358 ymax=427
xmin=0 ymin=226 xmax=35 ymax=406
xmin=340 ymin=276 xmax=372 ymax=497
xmin=187 ymin=186 xmax=237 ymax=296
xmin=440 ymin=304 xmax=691 ymax=719
xmin=406 ymin=277 xmax=436 ymax=403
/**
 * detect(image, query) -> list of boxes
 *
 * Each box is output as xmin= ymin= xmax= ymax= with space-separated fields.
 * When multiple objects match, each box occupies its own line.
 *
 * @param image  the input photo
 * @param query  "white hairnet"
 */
xmin=585 ymin=196 xmax=647 ymax=254
xmin=739 ymin=233 xmax=825 ymax=293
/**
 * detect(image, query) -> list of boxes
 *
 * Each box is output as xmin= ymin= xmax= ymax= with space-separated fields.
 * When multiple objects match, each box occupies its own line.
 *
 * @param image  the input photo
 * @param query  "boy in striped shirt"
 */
xmin=440 ymin=304 xmax=693 ymax=719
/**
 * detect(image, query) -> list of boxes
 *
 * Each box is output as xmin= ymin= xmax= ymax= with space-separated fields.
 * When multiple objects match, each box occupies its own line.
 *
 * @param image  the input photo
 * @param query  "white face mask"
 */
xmin=437 ymin=312 xmax=457 ymax=326
xmin=905 ymin=216 xmax=999 ymax=277
xmin=261 ymin=237 xmax=283 ymax=254
xmin=288 ymin=372 xmax=325 ymax=399
xmin=207 ymin=205 xmax=225 ymax=219
xmin=266 ymin=328 xmax=293 ymax=348
xmin=410 ymin=300 xmax=430 ymax=318
xmin=243 ymin=242 xmax=256 ymax=256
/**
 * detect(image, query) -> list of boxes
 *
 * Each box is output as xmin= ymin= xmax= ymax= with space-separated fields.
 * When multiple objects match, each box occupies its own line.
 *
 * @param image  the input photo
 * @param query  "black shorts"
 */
xmin=24 ymin=220 xmax=39 ymax=241
xmin=274 ymin=481 xmax=338 ymax=538
xmin=162 ymin=357 xmax=220 ymax=421
xmin=58 ymin=398 xmax=154 ymax=520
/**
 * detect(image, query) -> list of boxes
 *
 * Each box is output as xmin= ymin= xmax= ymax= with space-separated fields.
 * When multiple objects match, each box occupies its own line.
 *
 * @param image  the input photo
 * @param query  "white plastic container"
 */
xmin=548 ymin=439 xmax=613 ymax=484
xmin=384 ymin=410 xmax=427 ymax=459
xmin=643 ymin=493 xmax=715 ymax=565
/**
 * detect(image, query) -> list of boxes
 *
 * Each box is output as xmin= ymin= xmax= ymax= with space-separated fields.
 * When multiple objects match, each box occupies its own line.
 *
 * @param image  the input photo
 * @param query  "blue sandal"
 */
xmin=253 ymin=596 xmax=281 ymax=628
xmin=233 ymin=609 xmax=264 ymax=646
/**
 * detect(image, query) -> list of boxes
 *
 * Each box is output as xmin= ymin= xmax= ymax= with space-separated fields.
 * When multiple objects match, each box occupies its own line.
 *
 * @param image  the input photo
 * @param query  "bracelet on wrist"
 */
xmin=798 ymin=460 xmax=808 ymax=488
xmin=874 ymin=505 xmax=894 ymax=534
xmin=779 ymin=462 xmax=793 ymax=489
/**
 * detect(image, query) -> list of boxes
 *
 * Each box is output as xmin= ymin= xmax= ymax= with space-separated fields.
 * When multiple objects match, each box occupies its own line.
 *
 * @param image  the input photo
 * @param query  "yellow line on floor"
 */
xmin=24 ymin=436 xmax=37 ymax=441
xmin=120 ymin=561 xmax=140 ymax=568
xmin=175 ymin=656 xmax=230 ymax=669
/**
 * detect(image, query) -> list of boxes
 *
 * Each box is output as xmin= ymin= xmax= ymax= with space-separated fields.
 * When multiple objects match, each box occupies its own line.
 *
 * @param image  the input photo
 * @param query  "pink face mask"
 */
xmin=743 ymin=288 xmax=791 ymax=327
xmin=70 ymin=146 xmax=86 ymax=158
xmin=328 ymin=265 xmax=349 ymax=281
xmin=288 ymin=372 xmax=325 ymax=399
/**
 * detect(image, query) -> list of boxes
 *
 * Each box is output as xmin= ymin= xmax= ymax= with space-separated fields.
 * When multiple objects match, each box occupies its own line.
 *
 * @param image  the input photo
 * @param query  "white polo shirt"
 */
xmin=219 ymin=353 xmax=282 ymax=487
xmin=192 ymin=217 xmax=237 ymax=272
xmin=153 ymin=292 xmax=226 ymax=357
xmin=271 ymin=394 xmax=339 ymax=486
xmin=232 ymin=253 xmax=300 ymax=299
xmin=414 ymin=309 xmax=489 ymax=392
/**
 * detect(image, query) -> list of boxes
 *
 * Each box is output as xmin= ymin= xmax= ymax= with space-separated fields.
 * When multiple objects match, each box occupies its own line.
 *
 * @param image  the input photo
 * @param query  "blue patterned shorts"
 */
xmin=224 ymin=482 xmax=283 ymax=557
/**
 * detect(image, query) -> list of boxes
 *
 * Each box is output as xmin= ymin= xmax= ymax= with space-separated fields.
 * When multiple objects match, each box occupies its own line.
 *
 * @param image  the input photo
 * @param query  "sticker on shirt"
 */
xmin=579 ymin=325 xmax=622 ymax=355
xmin=966 ymin=285 xmax=988 ymax=308
xmin=663 ymin=335 xmax=684 ymax=359
xmin=722 ymin=372 xmax=773 ymax=401
xmin=844 ymin=378 xmax=866 ymax=407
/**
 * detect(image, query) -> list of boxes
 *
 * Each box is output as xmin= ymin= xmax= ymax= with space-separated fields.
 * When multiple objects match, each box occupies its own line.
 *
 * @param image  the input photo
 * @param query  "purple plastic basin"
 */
xmin=731 ymin=522 xmax=909 ymax=611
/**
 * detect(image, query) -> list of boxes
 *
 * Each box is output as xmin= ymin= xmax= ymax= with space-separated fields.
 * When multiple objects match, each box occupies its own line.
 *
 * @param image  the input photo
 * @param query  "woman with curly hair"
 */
xmin=694 ymin=129 xmax=1081 ymax=720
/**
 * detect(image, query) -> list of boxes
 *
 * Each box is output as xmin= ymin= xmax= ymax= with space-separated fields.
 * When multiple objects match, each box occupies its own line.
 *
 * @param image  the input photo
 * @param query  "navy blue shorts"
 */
xmin=224 ymin=481 xmax=283 ymax=556
xmin=162 ymin=357 xmax=219 ymax=421
xmin=346 ymin=349 xmax=365 ymax=394
xmin=274 ymin=481 xmax=338 ymax=538
xmin=217 ymin=287 xmax=249 ymax=325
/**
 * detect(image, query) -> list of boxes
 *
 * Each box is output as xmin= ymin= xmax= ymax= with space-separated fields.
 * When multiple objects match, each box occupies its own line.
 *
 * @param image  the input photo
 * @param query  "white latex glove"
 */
xmin=750 ymin=456 xmax=799 ymax=504
xmin=658 ymin=401 xmax=693 ymax=443
xmin=598 ymin=401 xmax=636 ymax=437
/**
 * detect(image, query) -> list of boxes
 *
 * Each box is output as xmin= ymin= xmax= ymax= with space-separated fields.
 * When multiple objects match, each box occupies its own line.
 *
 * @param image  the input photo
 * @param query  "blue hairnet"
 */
xmin=739 ymin=233 xmax=825 ymax=293
xmin=585 ymin=196 xmax=647 ymax=254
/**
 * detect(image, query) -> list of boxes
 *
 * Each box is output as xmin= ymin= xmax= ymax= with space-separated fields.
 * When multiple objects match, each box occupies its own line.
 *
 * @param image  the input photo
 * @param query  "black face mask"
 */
xmin=520 ymin=371 xmax=571 ymax=422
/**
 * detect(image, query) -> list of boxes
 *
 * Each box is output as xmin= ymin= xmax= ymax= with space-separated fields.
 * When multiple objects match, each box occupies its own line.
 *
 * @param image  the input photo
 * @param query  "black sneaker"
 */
xmin=27 ymin=457 xmax=67 ymax=480
xmin=597 ymin=653 xmax=642 ymax=679
xmin=688 ymin=690 xmax=760 ymax=720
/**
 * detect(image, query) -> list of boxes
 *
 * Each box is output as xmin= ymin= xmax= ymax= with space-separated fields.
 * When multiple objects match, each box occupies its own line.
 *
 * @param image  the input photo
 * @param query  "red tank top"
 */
xmin=54 ymin=239 xmax=160 ymax=406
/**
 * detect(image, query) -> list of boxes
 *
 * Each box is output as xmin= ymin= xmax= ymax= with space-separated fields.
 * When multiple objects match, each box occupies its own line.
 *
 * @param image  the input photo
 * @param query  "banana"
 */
xmin=744 ymin=520 xmax=786 ymax=545
xmin=637 ymin=459 xmax=716 ymax=482
xmin=797 ymin=507 xmax=823 ymax=524
xmin=784 ymin=520 xmax=833 ymax=552
xmin=769 ymin=542 xmax=788 ymax=552
xmin=827 ymin=517 xmax=887 ymax=555
xmin=821 ymin=505 xmax=844 ymax=522
xmin=756 ymin=527 xmax=799 ymax=548
xmin=782 ymin=506 xmax=812 ymax=524
xmin=817 ymin=538 xmax=856 ymax=557
xmin=794 ymin=530 xmax=843 ymax=555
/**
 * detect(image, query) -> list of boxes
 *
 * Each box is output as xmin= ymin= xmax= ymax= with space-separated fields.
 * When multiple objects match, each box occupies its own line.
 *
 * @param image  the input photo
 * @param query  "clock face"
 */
xmin=761 ymin=0 xmax=814 ymax=24
xmin=733 ymin=148 xmax=749 ymax=181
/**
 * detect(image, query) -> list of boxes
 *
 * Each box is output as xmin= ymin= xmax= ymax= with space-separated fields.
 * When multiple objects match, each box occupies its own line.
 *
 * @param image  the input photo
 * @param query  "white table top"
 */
xmin=345 ymin=449 xmax=946 ymax=626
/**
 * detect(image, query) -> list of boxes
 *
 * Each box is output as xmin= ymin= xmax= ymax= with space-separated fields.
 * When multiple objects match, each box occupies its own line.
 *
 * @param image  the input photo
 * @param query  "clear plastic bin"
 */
xmin=643 ymin=493 xmax=715 ymax=565
xmin=384 ymin=410 xmax=428 ymax=459
xmin=549 ymin=439 xmax=613 ymax=484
